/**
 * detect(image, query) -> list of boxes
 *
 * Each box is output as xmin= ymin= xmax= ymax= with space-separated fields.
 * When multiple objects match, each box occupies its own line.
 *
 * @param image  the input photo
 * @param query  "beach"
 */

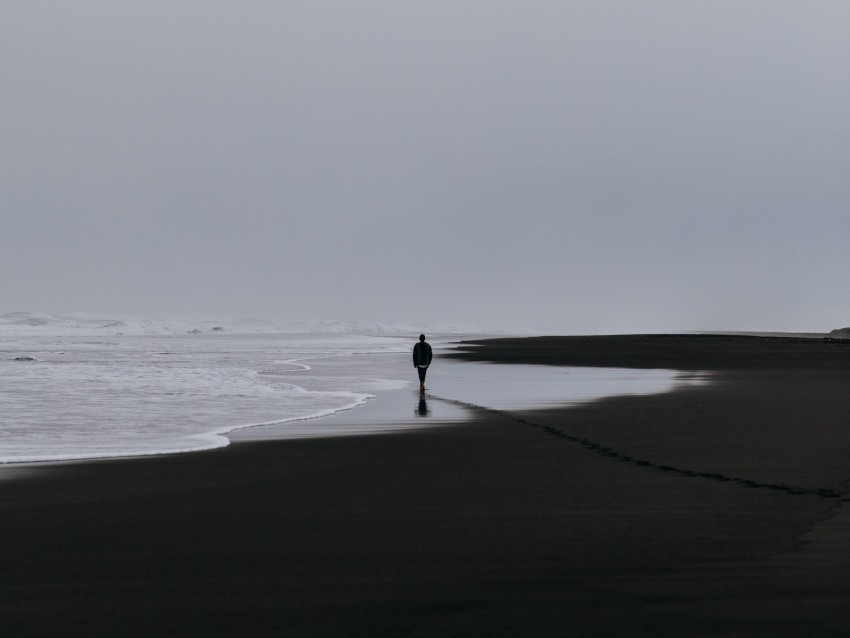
xmin=3 ymin=335 xmax=850 ymax=636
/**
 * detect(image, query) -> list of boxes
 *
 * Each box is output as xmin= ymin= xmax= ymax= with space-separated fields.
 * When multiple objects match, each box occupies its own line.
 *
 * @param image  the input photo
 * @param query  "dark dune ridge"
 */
xmin=449 ymin=332 xmax=850 ymax=370
xmin=2 ymin=334 xmax=850 ymax=636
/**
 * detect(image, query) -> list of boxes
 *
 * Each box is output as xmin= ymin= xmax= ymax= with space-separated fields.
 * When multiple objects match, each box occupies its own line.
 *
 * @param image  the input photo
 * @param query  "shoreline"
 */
xmin=3 ymin=334 xmax=850 ymax=635
xmin=0 ymin=331 xmax=413 ymax=467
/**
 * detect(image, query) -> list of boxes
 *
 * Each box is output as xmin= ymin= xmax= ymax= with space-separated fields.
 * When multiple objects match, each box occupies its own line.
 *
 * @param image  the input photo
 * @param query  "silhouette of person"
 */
xmin=412 ymin=334 xmax=432 ymax=393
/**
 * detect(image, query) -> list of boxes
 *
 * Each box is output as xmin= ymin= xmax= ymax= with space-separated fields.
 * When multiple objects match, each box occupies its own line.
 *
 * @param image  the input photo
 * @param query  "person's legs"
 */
xmin=417 ymin=367 xmax=427 ymax=392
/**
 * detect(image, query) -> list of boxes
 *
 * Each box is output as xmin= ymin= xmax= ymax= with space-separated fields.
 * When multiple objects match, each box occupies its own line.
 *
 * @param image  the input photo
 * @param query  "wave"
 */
xmin=0 ymin=391 xmax=374 ymax=466
xmin=0 ymin=312 xmax=480 ymax=337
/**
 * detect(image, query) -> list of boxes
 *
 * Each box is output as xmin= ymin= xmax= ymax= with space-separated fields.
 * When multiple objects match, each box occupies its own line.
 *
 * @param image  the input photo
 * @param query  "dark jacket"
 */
xmin=413 ymin=341 xmax=433 ymax=367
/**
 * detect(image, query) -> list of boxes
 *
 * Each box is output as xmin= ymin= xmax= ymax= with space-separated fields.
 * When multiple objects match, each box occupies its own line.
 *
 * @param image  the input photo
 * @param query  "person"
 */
xmin=412 ymin=334 xmax=432 ymax=393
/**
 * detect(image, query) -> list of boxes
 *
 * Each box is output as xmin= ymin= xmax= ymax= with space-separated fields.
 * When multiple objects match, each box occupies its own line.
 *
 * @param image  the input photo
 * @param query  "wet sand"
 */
xmin=2 ymin=334 xmax=850 ymax=636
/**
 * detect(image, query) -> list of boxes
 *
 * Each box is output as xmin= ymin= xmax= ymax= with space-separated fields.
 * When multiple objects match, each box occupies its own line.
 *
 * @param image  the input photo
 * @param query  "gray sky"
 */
xmin=2 ymin=1 xmax=849 ymax=333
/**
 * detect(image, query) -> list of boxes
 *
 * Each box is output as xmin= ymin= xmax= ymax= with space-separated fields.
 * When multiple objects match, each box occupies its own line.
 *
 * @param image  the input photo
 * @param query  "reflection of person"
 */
xmin=412 ymin=334 xmax=433 ymax=393
xmin=417 ymin=397 xmax=429 ymax=416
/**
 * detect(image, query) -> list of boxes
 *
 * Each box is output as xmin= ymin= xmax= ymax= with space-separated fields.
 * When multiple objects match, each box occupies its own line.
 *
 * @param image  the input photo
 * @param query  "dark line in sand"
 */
xmin=427 ymin=393 xmax=847 ymax=502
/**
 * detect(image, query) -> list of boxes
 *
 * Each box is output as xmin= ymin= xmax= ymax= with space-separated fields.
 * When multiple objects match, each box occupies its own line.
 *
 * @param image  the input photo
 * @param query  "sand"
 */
xmin=2 ymin=334 xmax=850 ymax=636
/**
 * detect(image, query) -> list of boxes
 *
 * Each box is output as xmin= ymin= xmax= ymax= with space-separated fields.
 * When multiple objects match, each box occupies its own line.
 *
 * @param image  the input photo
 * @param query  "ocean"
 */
xmin=0 ymin=313 xmax=705 ymax=465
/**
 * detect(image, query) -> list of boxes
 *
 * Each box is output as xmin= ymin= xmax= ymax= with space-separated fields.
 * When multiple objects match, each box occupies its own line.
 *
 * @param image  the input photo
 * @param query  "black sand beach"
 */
xmin=3 ymin=335 xmax=850 ymax=636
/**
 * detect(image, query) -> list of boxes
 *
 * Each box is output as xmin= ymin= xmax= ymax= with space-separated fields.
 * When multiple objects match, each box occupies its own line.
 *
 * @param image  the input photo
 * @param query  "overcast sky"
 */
xmin=2 ymin=1 xmax=848 ymax=333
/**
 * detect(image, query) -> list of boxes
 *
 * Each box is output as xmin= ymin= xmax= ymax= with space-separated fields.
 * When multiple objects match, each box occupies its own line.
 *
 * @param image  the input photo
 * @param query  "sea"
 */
xmin=0 ymin=312 xmax=705 ymax=465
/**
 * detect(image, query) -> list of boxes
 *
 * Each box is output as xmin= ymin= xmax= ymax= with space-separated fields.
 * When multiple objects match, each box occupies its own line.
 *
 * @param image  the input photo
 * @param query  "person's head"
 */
xmin=419 ymin=334 xmax=426 ymax=342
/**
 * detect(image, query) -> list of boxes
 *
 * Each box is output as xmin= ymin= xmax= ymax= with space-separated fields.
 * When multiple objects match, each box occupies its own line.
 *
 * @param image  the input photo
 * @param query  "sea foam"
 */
xmin=0 ymin=331 xmax=412 ymax=464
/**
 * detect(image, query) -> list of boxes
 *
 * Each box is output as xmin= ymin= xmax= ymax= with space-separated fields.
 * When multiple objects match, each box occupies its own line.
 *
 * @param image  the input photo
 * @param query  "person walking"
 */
xmin=412 ymin=334 xmax=432 ymax=393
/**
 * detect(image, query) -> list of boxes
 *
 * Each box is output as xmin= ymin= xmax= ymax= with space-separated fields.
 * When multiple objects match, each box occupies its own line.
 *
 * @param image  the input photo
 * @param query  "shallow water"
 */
xmin=234 ymin=353 xmax=709 ymax=440
xmin=428 ymin=359 xmax=708 ymax=412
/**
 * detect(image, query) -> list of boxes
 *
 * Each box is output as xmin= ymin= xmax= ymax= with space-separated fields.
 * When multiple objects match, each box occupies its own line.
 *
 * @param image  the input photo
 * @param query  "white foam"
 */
xmin=0 ymin=332 xmax=408 ymax=464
